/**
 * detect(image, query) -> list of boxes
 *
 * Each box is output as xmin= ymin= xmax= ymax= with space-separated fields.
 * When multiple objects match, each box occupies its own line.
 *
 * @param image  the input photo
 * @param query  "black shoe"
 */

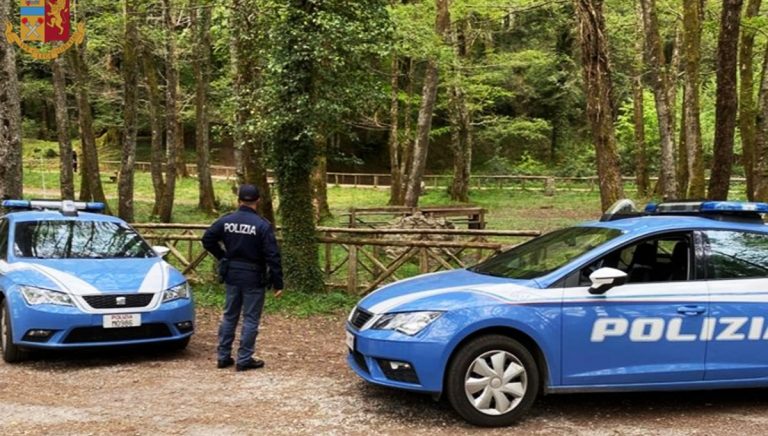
xmin=235 ymin=358 xmax=265 ymax=372
xmin=217 ymin=357 xmax=235 ymax=369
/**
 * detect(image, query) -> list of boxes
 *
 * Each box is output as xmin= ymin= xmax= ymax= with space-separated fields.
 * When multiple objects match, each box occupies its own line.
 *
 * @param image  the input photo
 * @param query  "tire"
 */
xmin=1 ymin=298 xmax=28 ymax=363
xmin=445 ymin=335 xmax=539 ymax=427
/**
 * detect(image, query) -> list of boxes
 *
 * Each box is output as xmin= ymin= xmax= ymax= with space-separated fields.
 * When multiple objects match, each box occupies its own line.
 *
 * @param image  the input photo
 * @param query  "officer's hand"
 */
xmin=274 ymin=289 xmax=283 ymax=298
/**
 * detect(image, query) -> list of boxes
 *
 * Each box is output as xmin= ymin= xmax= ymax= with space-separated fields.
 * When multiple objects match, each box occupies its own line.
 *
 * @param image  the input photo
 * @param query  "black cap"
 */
xmin=237 ymin=184 xmax=260 ymax=201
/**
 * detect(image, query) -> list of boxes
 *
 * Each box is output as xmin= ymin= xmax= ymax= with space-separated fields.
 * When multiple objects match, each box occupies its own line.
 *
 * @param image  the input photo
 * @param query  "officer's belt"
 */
xmin=227 ymin=260 xmax=264 ymax=272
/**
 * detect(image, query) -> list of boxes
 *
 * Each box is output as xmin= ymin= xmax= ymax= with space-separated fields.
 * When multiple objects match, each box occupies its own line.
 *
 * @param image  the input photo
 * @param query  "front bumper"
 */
xmin=346 ymin=323 xmax=448 ymax=393
xmin=7 ymin=291 xmax=195 ymax=349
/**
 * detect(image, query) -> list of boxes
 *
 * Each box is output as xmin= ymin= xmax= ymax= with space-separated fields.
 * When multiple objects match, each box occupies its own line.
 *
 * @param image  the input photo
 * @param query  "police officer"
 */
xmin=202 ymin=184 xmax=283 ymax=372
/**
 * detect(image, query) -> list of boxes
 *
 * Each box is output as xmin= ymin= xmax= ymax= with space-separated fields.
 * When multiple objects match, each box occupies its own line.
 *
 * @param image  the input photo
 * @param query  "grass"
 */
xmin=193 ymin=282 xmax=357 ymax=317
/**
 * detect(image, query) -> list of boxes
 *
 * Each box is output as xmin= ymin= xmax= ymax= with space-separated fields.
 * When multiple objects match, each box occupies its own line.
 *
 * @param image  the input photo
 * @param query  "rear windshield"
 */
xmin=470 ymin=226 xmax=622 ymax=280
xmin=13 ymin=220 xmax=155 ymax=259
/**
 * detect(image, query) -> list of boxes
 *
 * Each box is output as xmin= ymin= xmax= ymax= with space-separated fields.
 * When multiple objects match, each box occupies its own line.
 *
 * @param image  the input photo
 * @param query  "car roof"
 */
xmin=579 ymin=214 xmax=768 ymax=235
xmin=3 ymin=210 xmax=125 ymax=224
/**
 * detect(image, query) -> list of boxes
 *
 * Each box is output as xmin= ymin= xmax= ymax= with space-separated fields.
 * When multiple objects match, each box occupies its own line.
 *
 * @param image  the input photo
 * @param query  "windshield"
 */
xmin=470 ymin=226 xmax=622 ymax=280
xmin=13 ymin=220 xmax=155 ymax=259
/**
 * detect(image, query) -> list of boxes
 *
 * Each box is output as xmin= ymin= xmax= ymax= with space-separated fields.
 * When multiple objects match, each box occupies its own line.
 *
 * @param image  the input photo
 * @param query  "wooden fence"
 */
xmin=133 ymin=223 xmax=540 ymax=294
xmin=29 ymin=159 xmax=750 ymax=193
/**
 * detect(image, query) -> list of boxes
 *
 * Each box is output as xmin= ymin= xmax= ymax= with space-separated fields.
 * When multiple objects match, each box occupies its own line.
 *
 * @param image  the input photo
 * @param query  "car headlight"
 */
xmin=19 ymin=285 xmax=74 ymax=306
xmin=163 ymin=282 xmax=191 ymax=303
xmin=371 ymin=311 xmax=443 ymax=336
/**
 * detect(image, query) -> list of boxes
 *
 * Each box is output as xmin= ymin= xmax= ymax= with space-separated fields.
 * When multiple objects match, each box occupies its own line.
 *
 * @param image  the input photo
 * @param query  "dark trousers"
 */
xmin=217 ymin=284 xmax=266 ymax=365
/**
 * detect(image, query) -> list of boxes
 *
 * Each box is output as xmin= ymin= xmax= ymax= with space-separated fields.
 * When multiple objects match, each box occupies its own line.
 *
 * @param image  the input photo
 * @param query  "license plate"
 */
xmin=103 ymin=314 xmax=141 ymax=328
xmin=345 ymin=330 xmax=355 ymax=351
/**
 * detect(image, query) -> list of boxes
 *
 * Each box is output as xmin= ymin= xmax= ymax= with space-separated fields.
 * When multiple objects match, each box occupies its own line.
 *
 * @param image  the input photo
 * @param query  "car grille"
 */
xmin=82 ymin=294 xmax=154 ymax=309
xmin=63 ymin=324 xmax=172 ymax=343
xmin=349 ymin=307 xmax=373 ymax=329
xmin=351 ymin=350 xmax=369 ymax=374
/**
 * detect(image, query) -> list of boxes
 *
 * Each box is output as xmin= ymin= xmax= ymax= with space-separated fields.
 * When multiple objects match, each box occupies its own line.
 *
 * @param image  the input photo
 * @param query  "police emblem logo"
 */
xmin=3 ymin=0 xmax=85 ymax=60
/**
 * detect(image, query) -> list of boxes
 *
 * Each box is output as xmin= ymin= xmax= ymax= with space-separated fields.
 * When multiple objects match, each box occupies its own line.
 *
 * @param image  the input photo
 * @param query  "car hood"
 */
xmin=357 ymin=269 xmax=547 ymax=314
xmin=0 ymin=258 xmax=183 ymax=295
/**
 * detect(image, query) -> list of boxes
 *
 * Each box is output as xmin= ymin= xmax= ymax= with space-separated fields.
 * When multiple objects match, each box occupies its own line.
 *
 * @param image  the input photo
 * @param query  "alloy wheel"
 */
xmin=464 ymin=350 xmax=527 ymax=416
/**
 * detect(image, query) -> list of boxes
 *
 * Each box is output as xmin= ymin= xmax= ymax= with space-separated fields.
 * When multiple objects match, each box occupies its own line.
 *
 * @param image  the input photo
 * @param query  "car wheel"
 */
xmin=446 ymin=335 xmax=539 ymax=427
xmin=1 ymin=298 xmax=28 ymax=363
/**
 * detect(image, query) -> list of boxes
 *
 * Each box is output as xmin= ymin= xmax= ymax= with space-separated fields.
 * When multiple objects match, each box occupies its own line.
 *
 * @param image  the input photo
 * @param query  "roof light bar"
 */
xmin=700 ymin=201 xmax=768 ymax=213
xmin=1 ymin=200 xmax=105 ymax=212
xmin=645 ymin=201 xmax=768 ymax=215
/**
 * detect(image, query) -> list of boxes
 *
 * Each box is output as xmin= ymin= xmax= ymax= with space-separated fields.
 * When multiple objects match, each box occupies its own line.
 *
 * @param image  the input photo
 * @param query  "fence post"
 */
xmin=324 ymin=232 xmax=332 ymax=279
xmin=420 ymin=247 xmax=429 ymax=273
xmin=373 ymin=175 xmax=379 ymax=189
xmin=545 ymin=177 xmax=556 ymax=196
xmin=348 ymin=244 xmax=358 ymax=294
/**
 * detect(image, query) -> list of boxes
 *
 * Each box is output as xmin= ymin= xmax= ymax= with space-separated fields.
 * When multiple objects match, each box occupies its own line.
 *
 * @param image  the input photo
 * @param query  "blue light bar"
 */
xmin=644 ymin=201 xmax=768 ymax=216
xmin=2 ymin=200 xmax=30 ymax=208
xmin=700 ymin=201 xmax=768 ymax=213
xmin=84 ymin=202 xmax=105 ymax=211
xmin=2 ymin=200 xmax=105 ymax=212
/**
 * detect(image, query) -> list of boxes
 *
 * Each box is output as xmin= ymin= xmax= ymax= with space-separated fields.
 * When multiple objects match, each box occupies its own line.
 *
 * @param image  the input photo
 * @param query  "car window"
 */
xmin=0 ymin=219 xmax=8 ymax=260
xmin=578 ymin=232 xmax=692 ymax=285
xmin=13 ymin=220 xmax=155 ymax=259
xmin=470 ymin=226 xmax=622 ymax=280
xmin=704 ymin=230 xmax=768 ymax=280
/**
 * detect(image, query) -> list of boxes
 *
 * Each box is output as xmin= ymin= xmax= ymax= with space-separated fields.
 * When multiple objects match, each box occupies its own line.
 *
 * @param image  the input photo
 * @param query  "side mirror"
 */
xmin=588 ymin=267 xmax=627 ymax=295
xmin=153 ymin=246 xmax=171 ymax=258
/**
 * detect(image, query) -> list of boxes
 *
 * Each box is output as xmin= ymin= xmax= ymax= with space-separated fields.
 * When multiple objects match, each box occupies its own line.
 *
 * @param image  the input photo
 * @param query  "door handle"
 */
xmin=677 ymin=305 xmax=706 ymax=316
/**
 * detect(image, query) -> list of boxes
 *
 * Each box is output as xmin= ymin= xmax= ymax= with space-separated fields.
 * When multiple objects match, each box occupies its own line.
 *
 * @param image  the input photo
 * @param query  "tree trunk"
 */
xmin=311 ymin=136 xmax=331 ymax=222
xmin=141 ymin=44 xmax=165 ymax=217
xmin=51 ymin=57 xmax=74 ymax=199
xmin=387 ymin=56 xmax=402 ymax=205
xmin=632 ymin=5 xmax=649 ymax=198
xmin=633 ymin=78 xmax=649 ymax=198
xmin=398 ymin=58 xmax=415 ymax=204
xmin=68 ymin=43 xmax=110 ymax=213
xmin=158 ymin=0 xmax=179 ymax=222
xmin=709 ymin=0 xmax=744 ymax=200
xmin=683 ymin=0 xmax=705 ymax=198
xmin=404 ymin=0 xmax=450 ymax=208
xmin=193 ymin=1 xmax=216 ymax=213
xmin=268 ymin=0 xmax=325 ymax=292
xmin=670 ymin=26 xmax=689 ymax=198
xmin=640 ymin=0 xmax=677 ymax=199
xmin=739 ymin=0 xmax=761 ymax=200
xmin=574 ymin=0 xmax=624 ymax=211
xmin=754 ymin=42 xmax=768 ymax=200
xmin=677 ymin=93 xmax=689 ymax=197
xmin=0 ymin=0 xmax=23 ymax=200
xmin=448 ymin=20 xmax=472 ymax=203
xmin=231 ymin=0 xmax=274 ymax=223
xmin=118 ymin=0 xmax=139 ymax=222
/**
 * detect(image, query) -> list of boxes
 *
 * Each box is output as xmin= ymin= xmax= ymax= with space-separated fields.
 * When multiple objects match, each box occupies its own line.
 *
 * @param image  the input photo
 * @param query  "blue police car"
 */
xmin=346 ymin=200 xmax=768 ymax=426
xmin=0 ymin=200 xmax=195 ymax=363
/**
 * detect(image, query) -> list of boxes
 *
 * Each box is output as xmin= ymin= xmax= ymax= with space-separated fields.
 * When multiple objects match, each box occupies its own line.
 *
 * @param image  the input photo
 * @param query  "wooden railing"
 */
xmin=29 ymin=159 xmax=750 ymax=193
xmin=133 ymin=223 xmax=541 ymax=294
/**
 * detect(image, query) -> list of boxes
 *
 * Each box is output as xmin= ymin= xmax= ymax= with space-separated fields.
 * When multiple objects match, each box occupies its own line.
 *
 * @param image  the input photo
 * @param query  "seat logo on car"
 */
xmin=591 ymin=317 xmax=768 ymax=342
xmin=116 ymin=296 xmax=126 ymax=306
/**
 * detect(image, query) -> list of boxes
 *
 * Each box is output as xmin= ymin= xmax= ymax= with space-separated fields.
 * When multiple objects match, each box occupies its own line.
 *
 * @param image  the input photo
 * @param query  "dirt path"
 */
xmin=2 ymin=308 xmax=768 ymax=435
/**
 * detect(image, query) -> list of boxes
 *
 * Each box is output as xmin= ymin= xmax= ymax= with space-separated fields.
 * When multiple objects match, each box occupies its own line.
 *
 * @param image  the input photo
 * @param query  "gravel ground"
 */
xmin=2 ymin=307 xmax=768 ymax=435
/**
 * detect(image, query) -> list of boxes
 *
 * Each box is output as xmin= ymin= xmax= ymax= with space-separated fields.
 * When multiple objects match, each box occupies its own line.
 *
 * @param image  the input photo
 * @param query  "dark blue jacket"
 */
xmin=201 ymin=206 xmax=283 ymax=289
